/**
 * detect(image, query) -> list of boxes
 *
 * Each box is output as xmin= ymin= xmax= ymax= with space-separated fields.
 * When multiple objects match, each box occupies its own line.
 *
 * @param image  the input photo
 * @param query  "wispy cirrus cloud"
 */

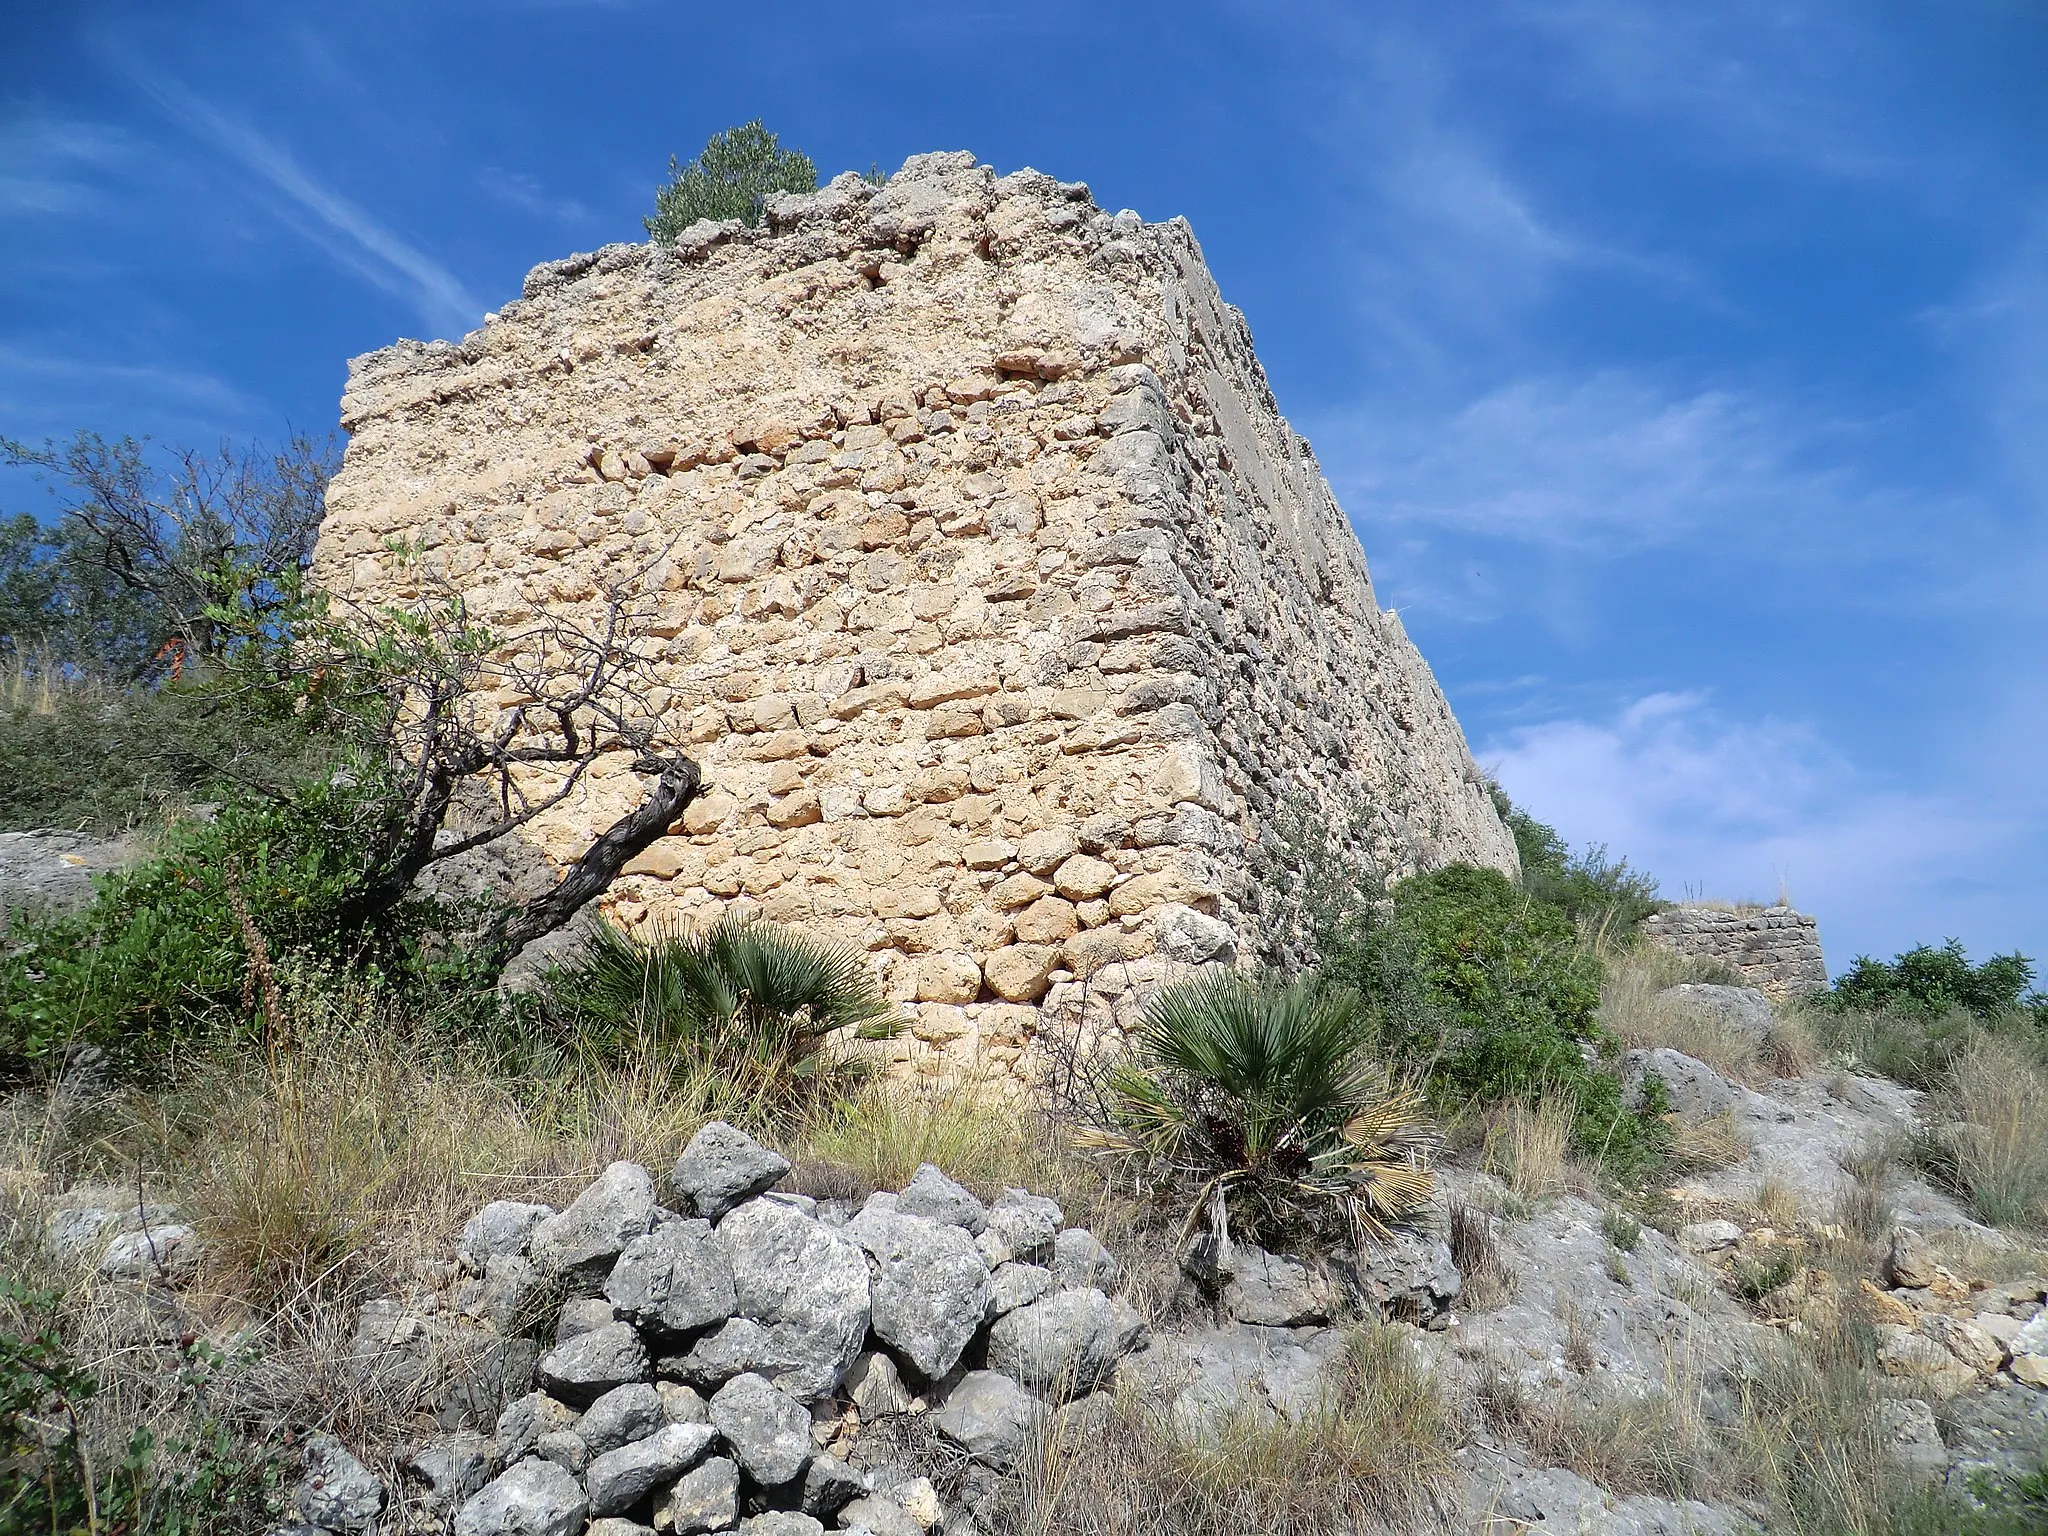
xmin=478 ymin=167 xmax=591 ymax=225
xmin=127 ymin=72 xmax=480 ymax=337
xmin=0 ymin=118 xmax=130 ymax=217
xmin=1321 ymin=370 xmax=1865 ymax=554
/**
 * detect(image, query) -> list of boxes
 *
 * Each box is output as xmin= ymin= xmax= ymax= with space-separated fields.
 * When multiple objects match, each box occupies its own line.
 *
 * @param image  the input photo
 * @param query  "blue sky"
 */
xmin=5 ymin=2 xmax=2044 ymax=973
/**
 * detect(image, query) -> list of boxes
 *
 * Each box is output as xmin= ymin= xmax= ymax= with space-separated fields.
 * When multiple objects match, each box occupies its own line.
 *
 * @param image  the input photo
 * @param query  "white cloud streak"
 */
xmin=132 ymin=73 xmax=480 ymax=338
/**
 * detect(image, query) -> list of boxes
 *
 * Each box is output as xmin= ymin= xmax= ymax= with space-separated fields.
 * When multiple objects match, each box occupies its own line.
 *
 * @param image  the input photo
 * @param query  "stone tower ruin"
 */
xmin=312 ymin=151 xmax=1517 ymax=1080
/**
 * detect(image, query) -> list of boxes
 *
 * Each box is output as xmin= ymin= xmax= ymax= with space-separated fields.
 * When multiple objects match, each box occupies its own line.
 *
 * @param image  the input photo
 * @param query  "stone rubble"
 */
xmin=250 ymin=1120 xmax=1152 ymax=1536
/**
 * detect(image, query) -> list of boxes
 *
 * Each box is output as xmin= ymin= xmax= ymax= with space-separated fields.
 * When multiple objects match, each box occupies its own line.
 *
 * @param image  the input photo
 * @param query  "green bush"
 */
xmin=0 ymin=1280 xmax=283 ymax=1534
xmin=1831 ymin=939 xmax=2045 ymax=1024
xmin=1 ymin=771 xmax=491 ymax=1075
xmin=0 ymin=670 xmax=336 ymax=833
xmin=1324 ymin=863 xmax=1667 ymax=1175
xmin=645 ymin=121 xmax=819 ymax=242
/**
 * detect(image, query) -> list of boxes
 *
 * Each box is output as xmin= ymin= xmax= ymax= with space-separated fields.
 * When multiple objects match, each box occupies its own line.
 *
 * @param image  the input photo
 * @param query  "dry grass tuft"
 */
xmin=1666 ymin=1110 xmax=1750 ymax=1174
xmin=1473 ymin=1355 xmax=1712 ymax=1502
xmin=999 ymin=1325 xmax=1460 ymax=1536
xmin=1599 ymin=943 xmax=1815 ymax=1084
xmin=1937 ymin=1034 xmax=2048 ymax=1232
xmin=1447 ymin=1199 xmax=1517 ymax=1311
xmin=1482 ymin=1098 xmax=1572 ymax=1204
xmin=792 ymin=1078 xmax=1040 ymax=1202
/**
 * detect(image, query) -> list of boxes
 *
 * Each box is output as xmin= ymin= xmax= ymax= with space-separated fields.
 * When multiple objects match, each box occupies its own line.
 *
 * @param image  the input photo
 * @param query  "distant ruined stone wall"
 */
xmin=1641 ymin=905 xmax=1829 ymax=1001
xmin=312 ymin=151 xmax=1516 ymax=1081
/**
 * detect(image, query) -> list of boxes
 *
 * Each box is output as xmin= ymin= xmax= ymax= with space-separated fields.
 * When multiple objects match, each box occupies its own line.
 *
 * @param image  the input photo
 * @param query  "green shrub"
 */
xmin=0 ymin=668 xmax=337 ymax=833
xmin=646 ymin=121 xmax=819 ymax=241
xmin=1323 ymin=863 xmax=1667 ymax=1175
xmin=1 ymin=771 xmax=491 ymax=1074
xmin=1077 ymin=971 xmax=1435 ymax=1244
xmin=1831 ymin=939 xmax=2046 ymax=1024
xmin=538 ymin=914 xmax=897 ymax=1115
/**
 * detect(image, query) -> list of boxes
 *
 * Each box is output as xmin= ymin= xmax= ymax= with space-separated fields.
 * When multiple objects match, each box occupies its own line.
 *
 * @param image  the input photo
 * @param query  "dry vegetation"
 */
xmin=997 ymin=1326 xmax=1460 ymax=1536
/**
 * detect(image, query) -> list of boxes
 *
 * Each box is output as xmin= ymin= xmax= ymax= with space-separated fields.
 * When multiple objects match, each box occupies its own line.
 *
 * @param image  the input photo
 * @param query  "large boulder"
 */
xmin=709 ymin=1372 xmax=812 ymax=1486
xmin=529 ymin=1163 xmax=659 ymax=1290
xmin=535 ymin=1322 xmax=648 ymax=1404
xmin=673 ymin=1122 xmax=791 ymax=1221
xmin=846 ymin=1203 xmax=991 ymax=1380
xmin=605 ymin=1219 xmax=737 ymax=1336
xmin=454 ymin=1456 xmax=589 ymax=1536
xmin=985 ymin=1287 xmax=1146 ymax=1399
xmin=719 ymin=1198 xmax=870 ymax=1399
xmin=584 ymin=1422 xmax=717 ymax=1515
xmin=931 ymin=1369 xmax=1042 ymax=1467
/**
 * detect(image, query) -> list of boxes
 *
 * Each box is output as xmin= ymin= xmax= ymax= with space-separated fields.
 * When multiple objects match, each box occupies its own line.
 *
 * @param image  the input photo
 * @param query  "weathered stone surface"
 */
xmin=709 ymin=1372 xmax=812 ymax=1485
xmin=1218 ymin=1244 xmax=1331 ymax=1328
xmin=979 ymin=1189 xmax=1059 ymax=1266
xmin=606 ymin=1219 xmax=737 ymax=1335
xmin=296 ymin=1433 xmax=384 ymax=1531
xmin=1887 ymin=1227 xmax=1937 ymax=1290
xmin=529 ymin=1163 xmax=658 ymax=1287
xmin=410 ymin=1432 xmax=495 ymax=1512
xmin=896 ymin=1164 xmax=987 ymax=1234
xmin=931 ymin=1370 xmax=1042 ymax=1467
xmin=314 ymin=153 xmax=1518 ymax=1087
xmin=835 ymin=1496 xmax=922 ymax=1536
xmin=461 ymin=1201 xmax=554 ymax=1265
xmin=555 ymin=1296 xmax=615 ymax=1341
xmin=737 ymin=1515 xmax=822 ymax=1536
xmin=846 ymin=1203 xmax=991 ymax=1380
xmin=454 ymin=1456 xmax=589 ymax=1536
xmin=496 ymin=1392 xmax=580 ymax=1463
xmin=535 ymin=1321 xmax=648 ymax=1404
xmin=985 ymin=1287 xmax=1146 ymax=1398
xmin=844 ymin=1351 xmax=913 ymax=1418
xmin=1050 ymin=1228 xmax=1119 ymax=1291
xmin=673 ymin=1122 xmax=791 ymax=1221
xmin=1343 ymin=1230 xmax=1462 ymax=1323
xmin=575 ymin=1383 xmax=666 ymax=1455
xmin=99 ymin=1224 xmax=201 ymax=1284
xmin=584 ymin=1422 xmax=717 ymax=1515
xmin=660 ymin=1455 xmax=740 ymax=1533
xmin=799 ymin=1452 xmax=868 ymax=1517
xmin=1875 ymin=1323 xmax=1978 ymax=1398
xmin=719 ymin=1198 xmax=870 ymax=1399
xmin=988 ymin=1262 xmax=1058 ymax=1316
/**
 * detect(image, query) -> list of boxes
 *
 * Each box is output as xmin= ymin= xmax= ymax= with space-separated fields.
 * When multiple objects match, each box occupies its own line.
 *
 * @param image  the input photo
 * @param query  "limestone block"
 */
xmin=917 ymin=953 xmax=983 ymax=1003
xmin=984 ymin=945 xmax=1059 ymax=1003
xmin=1012 ymin=897 xmax=1080 ymax=945
xmin=1053 ymin=855 xmax=1117 ymax=901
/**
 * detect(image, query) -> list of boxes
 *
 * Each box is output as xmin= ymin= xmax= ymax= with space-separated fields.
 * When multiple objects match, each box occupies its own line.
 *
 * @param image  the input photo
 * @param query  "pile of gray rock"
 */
xmin=278 ymin=1122 xmax=1146 ymax=1536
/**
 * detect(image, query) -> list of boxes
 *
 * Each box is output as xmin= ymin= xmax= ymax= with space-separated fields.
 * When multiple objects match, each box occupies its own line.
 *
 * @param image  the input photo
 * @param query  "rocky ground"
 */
xmin=24 ymin=983 xmax=2048 ymax=1535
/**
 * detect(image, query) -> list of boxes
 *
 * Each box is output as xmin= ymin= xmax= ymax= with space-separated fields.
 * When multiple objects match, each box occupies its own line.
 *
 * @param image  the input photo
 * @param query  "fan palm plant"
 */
xmin=541 ymin=914 xmax=898 ymax=1107
xmin=1077 ymin=971 xmax=1435 ymax=1244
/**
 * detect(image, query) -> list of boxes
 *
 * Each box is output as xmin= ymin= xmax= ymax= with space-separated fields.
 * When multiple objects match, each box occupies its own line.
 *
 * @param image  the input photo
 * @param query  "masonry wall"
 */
xmin=1641 ymin=905 xmax=1829 ymax=1000
xmin=312 ymin=151 xmax=1517 ymax=1080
